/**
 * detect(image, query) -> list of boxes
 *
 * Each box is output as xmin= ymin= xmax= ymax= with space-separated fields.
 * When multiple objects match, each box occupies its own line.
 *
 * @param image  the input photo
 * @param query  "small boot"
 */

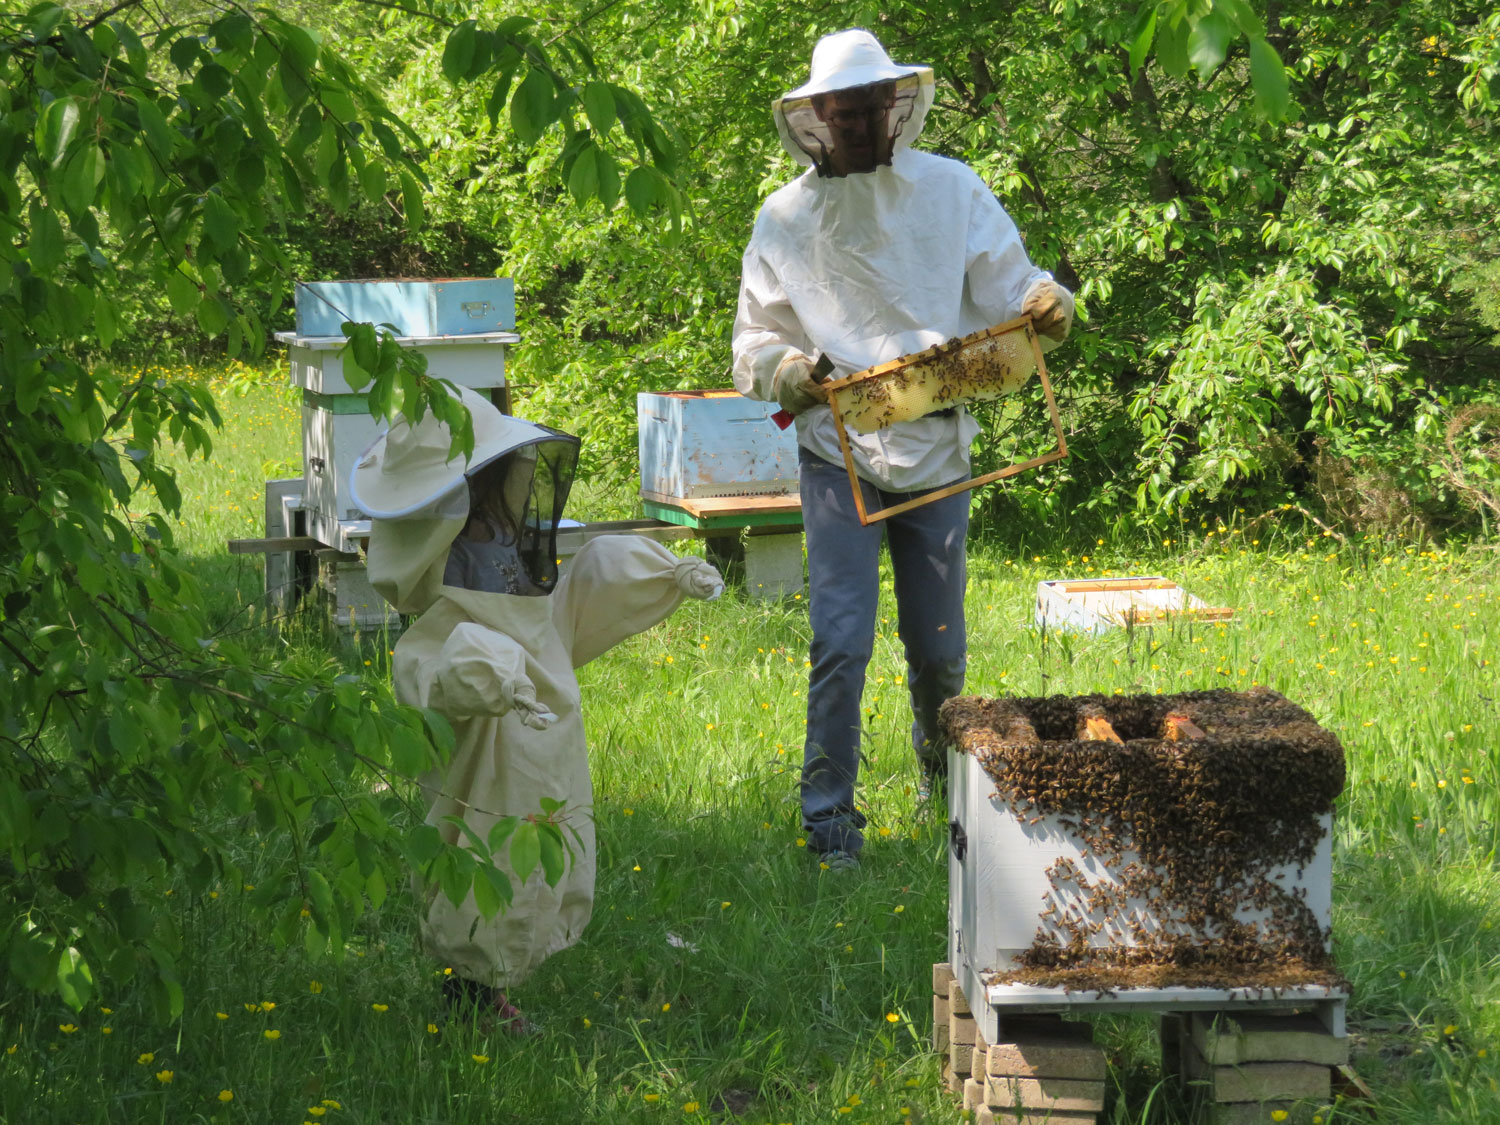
xmin=442 ymin=976 xmax=538 ymax=1037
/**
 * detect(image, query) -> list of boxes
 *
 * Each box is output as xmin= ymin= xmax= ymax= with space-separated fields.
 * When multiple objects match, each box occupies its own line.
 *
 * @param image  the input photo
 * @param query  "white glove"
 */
xmin=771 ymin=353 xmax=828 ymax=414
xmin=1022 ymin=280 xmax=1074 ymax=342
xmin=675 ymin=558 xmax=725 ymax=601
xmin=510 ymin=681 xmax=558 ymax=731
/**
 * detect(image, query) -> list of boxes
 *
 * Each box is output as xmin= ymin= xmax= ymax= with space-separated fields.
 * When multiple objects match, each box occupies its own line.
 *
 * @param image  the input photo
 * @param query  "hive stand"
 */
xmin=934 ymin=963 xmax=1107 ymax=1125
xmin=937 ymin=965 xmax=1356 ymax=1124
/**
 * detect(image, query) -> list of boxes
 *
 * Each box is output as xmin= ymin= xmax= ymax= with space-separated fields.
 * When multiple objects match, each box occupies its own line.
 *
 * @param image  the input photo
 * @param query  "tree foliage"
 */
xmin=0 ymin=0 xmax=672 ymax=1014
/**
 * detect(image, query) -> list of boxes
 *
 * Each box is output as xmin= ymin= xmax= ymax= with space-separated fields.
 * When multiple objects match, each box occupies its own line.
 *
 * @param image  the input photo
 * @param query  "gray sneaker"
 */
xmin=818 ymin=849 xmax=860 ymax=872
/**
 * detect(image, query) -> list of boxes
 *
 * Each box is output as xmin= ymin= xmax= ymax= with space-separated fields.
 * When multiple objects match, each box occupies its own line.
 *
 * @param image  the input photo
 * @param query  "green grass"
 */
xmin=3 ymin=369 xmax=1499 ymax=1123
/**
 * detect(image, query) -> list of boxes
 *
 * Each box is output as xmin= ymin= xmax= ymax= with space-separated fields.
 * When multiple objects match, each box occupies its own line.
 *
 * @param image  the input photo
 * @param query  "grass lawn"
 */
xmin=3 ymin=370 xmax=1497 ymax=1123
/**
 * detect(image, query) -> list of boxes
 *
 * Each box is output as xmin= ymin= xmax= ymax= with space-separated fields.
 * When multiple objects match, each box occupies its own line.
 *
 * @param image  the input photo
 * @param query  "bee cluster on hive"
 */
xmin=835 ymin=323 xmax=1038 ymax=434
xmin=938 ymin=687 xmax=1347 ymax=995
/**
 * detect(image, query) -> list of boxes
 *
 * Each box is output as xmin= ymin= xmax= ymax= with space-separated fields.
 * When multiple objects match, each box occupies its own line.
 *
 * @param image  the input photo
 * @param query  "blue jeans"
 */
xmin=798 ymin=448 xmax=969 ymax=856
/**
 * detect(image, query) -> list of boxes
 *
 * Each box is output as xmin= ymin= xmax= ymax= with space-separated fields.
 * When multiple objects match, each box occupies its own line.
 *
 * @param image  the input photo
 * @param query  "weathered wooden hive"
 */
xmin=938 ymin=687 xmax=1347 ymax=1045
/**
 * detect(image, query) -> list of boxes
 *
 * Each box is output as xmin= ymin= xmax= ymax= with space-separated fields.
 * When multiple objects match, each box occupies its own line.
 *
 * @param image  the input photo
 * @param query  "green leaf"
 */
xmin=202 ymin=192 xmax=239 ymax=251
xmin=56 ymin=946 xmax=94 ymax=1011
xmin=130 ymin=92 xmax=173 ymax=162
xmin=95 ymin=297 xmax=117 ymax=348
xmin=486 ymin=68 xmax=516 ymax=126
xmin=196 ymin=294 xmax=229 ymax=337
xmin=1156 ymin=16 xmax=1191 ymax=79
xmin=1186 ymin=8 xmax=1233 ymax=74
xmin=538 ymin=824 xmax=565 ymax=886
xmin=1248 ymin=37 xmax=1291 ymax=121
xmin=385 ymin=723 xmax=430 ymax=775
xmin=442 ymin=20 xmax=477 ymax=84
xmin=509 ymin=821 xmax=540 ymax=885
xmin=486 ymin=815 xmax=520 ymax=854
xmin=511 ymin=68 xmax=553 ymax=146
xmin=1129 ymin=5 xmax=1158 ymax=76
xmin=28 ymin=199 xmax=64 ymax=271
xmin=567 ymin=140 xmax=600 ymax=203
xmin=166 ymin=270 xmax=198 ymax=316
xmin=472 ymin=861 xmax=502 ymax=918
xmin=583 ymin=81 xmax=615 ymax=137
xmin=1216 ymin=0 xmax=1264 ymax=38
xmin=399 ymin=170 xmax=424 ymax=230
xmin=37 ymin=97 xmax=80 ymax=167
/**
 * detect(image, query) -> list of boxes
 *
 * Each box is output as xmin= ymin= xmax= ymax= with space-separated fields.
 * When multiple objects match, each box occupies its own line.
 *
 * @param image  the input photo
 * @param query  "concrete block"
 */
xmin=978 ymin=1110 xmax=1097 ymax=1125
xmin=933 ymin=962 xmax=957 ymax=997
xmin=951 ymin=1012 xmax=977 ymax=1047
xmin=1183 ymin=1040 xmax=1330 ymax=1104
xmin=948 ymin=979 xmax=972 ymax=1017
xmin=984 ymin=1075 xmax=1106 ymax=1113
xmin=743 ymin=530 xmax=804 ymax=600
xmin=933 ymin=993 xmax=951 ymax=1052
xmin=1190 ymin=1012 xmax=1350 ymax=1067
xmin=964 ymin=1077 xmax=986 ymax=1111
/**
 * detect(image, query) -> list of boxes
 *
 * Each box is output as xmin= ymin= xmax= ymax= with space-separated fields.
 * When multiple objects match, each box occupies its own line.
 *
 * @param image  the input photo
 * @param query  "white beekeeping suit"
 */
xmin=733 ymin=27 xmax=1075 ymax=493
xmin=351 ymin=386 xmax=723 ymax=1025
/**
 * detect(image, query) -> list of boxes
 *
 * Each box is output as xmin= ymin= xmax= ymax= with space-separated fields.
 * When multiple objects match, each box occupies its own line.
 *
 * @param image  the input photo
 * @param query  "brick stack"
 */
xmin=932 ymin=964 xmax=1107 ymax=1124
xmin=1162 ymin=1011 xmax=1347 ymax=1124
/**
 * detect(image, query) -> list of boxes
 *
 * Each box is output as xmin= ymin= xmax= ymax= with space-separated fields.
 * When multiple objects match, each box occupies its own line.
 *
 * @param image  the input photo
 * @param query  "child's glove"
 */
xmin=509 ymin=681 xmax=559 ymax=730
xmin=675 ymin=558 xmax=725 ymax=601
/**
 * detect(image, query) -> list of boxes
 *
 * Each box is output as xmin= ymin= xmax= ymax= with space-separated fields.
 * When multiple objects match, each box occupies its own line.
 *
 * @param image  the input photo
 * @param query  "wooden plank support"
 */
xmin=1163 ymin=713 xmax=1208 ymax=741
xmin=228 ymin=535 xmax=324 ymax=555
xmin=1077 ymin=705 xmax=1124 ymax=744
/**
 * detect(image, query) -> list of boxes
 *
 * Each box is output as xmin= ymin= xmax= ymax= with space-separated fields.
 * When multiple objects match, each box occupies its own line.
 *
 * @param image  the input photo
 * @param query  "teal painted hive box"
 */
xmin=637 ymin=390 xmax=799 ymax=501
xmin=294 ymin=277 xmax=515 ymax=337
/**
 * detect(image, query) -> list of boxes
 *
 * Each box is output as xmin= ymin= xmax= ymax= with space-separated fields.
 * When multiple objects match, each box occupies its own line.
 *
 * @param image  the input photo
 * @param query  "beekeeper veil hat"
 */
xmin=352 ymin=385 xmax=580 ymax=612
xmin=773 ymin=29 xmax=935 ymax=173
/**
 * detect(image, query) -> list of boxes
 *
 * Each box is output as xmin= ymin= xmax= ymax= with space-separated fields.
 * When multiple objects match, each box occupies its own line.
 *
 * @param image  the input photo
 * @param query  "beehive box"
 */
xmin=293 ymin=277 xmax=514 ymax=338
xmin=638 ymin=390 xmax=799 ymax=501
xmin=939 ymin=689 xmax=1346 ymax=1040
xmin=1035 ymin=577 xmax=1234 ymax=634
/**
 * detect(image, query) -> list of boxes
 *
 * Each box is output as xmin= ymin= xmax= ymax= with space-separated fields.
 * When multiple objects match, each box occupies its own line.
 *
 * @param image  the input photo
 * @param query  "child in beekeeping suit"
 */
xmin=350 ymin=386 xmax=724 ymax=1032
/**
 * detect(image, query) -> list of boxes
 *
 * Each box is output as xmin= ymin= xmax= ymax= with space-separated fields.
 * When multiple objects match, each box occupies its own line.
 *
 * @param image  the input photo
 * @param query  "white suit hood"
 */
xmin=773 ymin=29 xmax=935 ymax=169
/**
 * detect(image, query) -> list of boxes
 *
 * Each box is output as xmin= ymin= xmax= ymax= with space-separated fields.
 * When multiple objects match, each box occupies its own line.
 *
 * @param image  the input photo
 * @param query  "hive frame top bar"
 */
xmin=274 ymin=330 xmax=520 ymax=349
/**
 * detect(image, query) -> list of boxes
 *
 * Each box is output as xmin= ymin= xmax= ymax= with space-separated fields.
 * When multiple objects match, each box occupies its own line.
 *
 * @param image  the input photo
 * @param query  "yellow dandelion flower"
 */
xmin=583 ymin=1018 xmax=592 ymax=1028
xmin=101 ymin=1027 xmax=112 ymax=1035
xmin=99 ymin=1008 xmax=112 ymax=1015
xmin=309 ymin=980 xmax=323 ymax=993
xmin=885 ymin=1012 xmax=900 ymax=1023
xmin=427 ymin=1023 xmax=439 ymax=1034
xmin=58 ymin=1024 xmax=77 ymax=1034
xmin=5 ymin=1045 xmax=16 ymax=1055
xmin=682 ymin=1102 xmax=699 ymax=1114
xmin=215 ymin=1012 xmax=228 ymax=1020
xmin=1270 ymin=1112 xmax=1289 ymax=1123
xmin=264 ymin=1029 xmax=280 ymax=1040
xmin=472 ymin=1054 xmax=489 ymax=1064
xmin=322 ymin=1102 xmax=342 ymax=1110
xmin=796 ymin=837 xmax=807 ymax=848
xmin=219 ymin=1090 xmax=234 ymax=1103
xmin=155 ymin=1070 xmax=174 ymax=1084
xmin=1445 ymin=1024 xmax=1458 ymax=1035
xmin=371 ymin=1003 xmax=389 ymax=1012
xmin=661 ymin=1003 xmax=671 ymax=1012
xmin=644 ymin=1093 xmax=660 ymax=1103
xmin=137 ymin=1052 xmax=155 ymax=1064
xmin=307 ymin=1108 xmax=326 ymax=1117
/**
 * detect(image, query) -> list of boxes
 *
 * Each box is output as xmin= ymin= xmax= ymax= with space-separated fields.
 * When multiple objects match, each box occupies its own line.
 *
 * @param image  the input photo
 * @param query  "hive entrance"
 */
xmin=939 ymin=688 xmax=1347 ymax=994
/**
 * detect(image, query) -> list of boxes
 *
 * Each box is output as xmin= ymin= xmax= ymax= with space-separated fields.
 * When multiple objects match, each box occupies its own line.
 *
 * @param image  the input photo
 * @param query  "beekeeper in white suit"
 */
xmin=733 ymin=29 xmax=1074 ymax=869
xmin=351 ymin=386 xmax=723 ymax=1031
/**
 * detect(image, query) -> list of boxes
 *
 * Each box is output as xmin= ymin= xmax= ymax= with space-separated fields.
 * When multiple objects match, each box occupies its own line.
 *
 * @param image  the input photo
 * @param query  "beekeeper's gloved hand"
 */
xmin=772 ymin=353 xmax=829 ymax=414
xmin=510 ymin=680 xmax=559 ymax=731
xmin=675 ymin=557 xmax=725 ymax=601
xmin=1022 ymin=280 xmax=1074 ymax=342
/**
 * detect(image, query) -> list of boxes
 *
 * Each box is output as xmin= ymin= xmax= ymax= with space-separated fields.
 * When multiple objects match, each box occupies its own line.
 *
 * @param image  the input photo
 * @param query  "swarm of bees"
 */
xmin=834 ymin=323 xmax=1038 ymax=434
xmin=938 ymin=687 xmax=1348 ymax=994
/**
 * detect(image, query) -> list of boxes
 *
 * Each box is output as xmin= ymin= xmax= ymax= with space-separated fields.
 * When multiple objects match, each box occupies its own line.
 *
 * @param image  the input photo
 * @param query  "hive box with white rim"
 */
xmin=1035 ymin=576 xmax=1234 ymax=635
xmin=938 ymin=688 xmax=1346 ymax=1047
xmin=637 ymin=390 xmax=799 ymax=501
xmin=276 ymin=278 xmax=517 ymax=554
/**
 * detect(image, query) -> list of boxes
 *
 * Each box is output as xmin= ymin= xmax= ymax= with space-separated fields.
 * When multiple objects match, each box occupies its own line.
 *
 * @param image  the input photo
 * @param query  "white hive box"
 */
xmin=637 ymin=390 xmax=799 ymax=501
xmin=939 ymin=689 xmax=1346 ymax=1045
xmin=1035 ymin=577 xmax=1234 ymax=634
